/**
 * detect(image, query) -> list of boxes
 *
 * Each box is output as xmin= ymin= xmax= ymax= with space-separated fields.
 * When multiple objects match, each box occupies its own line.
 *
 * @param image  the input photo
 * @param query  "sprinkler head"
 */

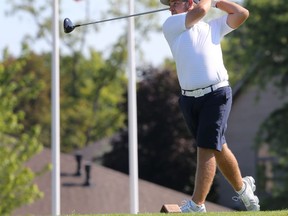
xmin=63 ymin=18 xmax=75 ymax=33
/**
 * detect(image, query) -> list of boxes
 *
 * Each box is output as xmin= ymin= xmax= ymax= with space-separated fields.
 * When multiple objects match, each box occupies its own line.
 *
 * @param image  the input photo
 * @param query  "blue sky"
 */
xmin=1 ymin=0 xmax=171 ymax=66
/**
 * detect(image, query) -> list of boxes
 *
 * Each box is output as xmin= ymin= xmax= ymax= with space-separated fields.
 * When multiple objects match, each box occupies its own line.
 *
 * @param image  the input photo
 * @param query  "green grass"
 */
xmin=65 ymin=211 xmax=288 ymax=216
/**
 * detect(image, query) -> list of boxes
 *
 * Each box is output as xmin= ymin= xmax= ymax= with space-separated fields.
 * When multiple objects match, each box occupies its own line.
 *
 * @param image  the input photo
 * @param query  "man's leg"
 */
xmin=191 ymin=143 xmax=243 ymax=205
xmin=215 ymin=143 xmax=260 ymax=211
xmin=214 ymin=143 xmax=243 ymax=191
xmin=191 ymin=147 xmax=217 ymax=205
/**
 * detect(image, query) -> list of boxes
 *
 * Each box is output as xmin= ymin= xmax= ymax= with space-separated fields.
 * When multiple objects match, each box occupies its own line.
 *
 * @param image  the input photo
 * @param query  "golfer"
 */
xmin=161 ymin=0 xmax=260 ymax=212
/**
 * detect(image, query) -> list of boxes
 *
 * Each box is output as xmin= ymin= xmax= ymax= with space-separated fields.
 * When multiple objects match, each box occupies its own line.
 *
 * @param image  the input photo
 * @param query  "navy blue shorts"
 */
xmin=178 ymin=86 xmax=232 ymax=151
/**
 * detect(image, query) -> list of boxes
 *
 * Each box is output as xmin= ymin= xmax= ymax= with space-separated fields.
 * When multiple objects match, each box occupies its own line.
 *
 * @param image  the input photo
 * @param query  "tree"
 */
xmin=60 ymin=46 xmax=127 ymax=152
xmin=223 ymin=0 xmax=288 ymax=88
xmin=4 ymin=0 xmax=165 ymax=152
xmin=0 ymin=4 xmax=129 ymax=213
xmin=102 ymin=66 xmax=218 ymax=202
xmin=0 ymin=48 xmax=43 ymax=215
xmin=224 ymin=0 xmax=288 ymax=210
xmin=255 ymin=104 xmax=288 ymax=210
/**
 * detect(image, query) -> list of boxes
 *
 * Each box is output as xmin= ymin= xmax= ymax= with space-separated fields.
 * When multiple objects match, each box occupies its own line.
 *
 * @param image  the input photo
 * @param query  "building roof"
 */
xmin=13 ymin=148 xmax=231 ymax=215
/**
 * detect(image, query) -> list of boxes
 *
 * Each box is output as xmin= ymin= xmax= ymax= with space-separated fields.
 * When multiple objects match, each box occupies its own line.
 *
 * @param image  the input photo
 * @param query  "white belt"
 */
xmin=181 ymin=80 xmax=229 ymax=98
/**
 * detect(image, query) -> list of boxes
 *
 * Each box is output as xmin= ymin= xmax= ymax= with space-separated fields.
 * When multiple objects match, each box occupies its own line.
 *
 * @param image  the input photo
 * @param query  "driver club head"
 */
xmin=63 ymin=18 xmax=75 ymax=33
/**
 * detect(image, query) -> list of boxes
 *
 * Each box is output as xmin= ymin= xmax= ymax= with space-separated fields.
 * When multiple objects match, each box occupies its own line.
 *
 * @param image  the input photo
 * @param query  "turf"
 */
xmin=65 ymin=210 xmax=288 ymax=216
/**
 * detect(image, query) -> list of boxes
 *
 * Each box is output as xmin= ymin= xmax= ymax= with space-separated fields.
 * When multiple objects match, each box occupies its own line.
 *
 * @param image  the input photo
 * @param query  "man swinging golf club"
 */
xmin=161 ymin=0 xmax=260 ymax=212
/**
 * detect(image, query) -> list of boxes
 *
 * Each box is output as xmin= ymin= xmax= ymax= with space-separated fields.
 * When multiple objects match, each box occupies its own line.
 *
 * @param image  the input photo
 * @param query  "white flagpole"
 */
xmin=52 ymin=0 xmax=60 ymax=215
xmin=128 ymin=0 xmax=139 ymax=214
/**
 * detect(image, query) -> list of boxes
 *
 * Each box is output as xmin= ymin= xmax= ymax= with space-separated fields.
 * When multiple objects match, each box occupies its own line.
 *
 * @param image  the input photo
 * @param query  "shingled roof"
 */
xmin=13 ymin=148 xmax=231 ymax=215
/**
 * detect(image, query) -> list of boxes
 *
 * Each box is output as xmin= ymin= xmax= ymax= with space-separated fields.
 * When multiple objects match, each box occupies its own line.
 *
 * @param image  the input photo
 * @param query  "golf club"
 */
xmin=64 ymin=8 xmax=169 ymax=34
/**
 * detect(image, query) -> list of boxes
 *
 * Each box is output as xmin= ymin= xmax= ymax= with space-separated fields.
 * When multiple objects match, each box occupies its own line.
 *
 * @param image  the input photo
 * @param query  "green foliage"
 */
xmin=102 ymin=67 xmax=218 ymax=202
xmin=60 ymin=46 xmax=127 ymax=152
xmin=231 ymin=0 xmax=288 ymax=210
xmin=0 ymin=42 xmax=127 ymax=211
xmin=244 ymin=0 xmax=288 ymax=90
xmin=255 ymin=103 xmax=288 ymax=210
xmin=224 ymin=0 xmax=288 ymax=89
xmin=4 ymin=0 xmax=144 ymax=153
xmin=256 ymin=104 xmax=288 ymax=153
xmin=1 ymin=47 xmax=126 ymax=153
xmin=0 ymin=49 xmax=52 ymax=149
xmin=0 ymin=50 xmax=43 ymax=215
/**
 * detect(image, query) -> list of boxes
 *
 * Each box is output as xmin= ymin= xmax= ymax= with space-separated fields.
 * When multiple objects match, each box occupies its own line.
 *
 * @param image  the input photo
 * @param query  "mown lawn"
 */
xmin=65 ymin=210 xmax=288 ymax=216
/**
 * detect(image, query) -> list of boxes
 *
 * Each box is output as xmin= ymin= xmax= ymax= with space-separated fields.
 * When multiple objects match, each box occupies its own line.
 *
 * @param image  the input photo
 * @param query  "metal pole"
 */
xmin=128 ymin=0 xmax=139 ymax=214
xmin=75 ymin=8 xmax=169 ymax=27
xmin=52 ymin=0 xmax=60 ymax=215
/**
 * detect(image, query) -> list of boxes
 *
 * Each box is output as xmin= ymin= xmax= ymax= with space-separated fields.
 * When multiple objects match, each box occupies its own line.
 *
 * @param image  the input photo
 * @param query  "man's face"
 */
xmin=169 ymin=0 xmax=190 ymax=15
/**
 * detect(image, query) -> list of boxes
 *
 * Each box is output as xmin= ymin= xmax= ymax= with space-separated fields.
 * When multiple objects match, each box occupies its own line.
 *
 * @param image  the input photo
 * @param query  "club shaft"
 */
xmin=75 ymin=8 xmax=169 ymax=28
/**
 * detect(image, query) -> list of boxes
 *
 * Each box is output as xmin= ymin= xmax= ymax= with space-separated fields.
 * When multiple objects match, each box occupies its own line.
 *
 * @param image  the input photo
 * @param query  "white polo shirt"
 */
xmin=163 ymin=13 xmax=234 ymax=90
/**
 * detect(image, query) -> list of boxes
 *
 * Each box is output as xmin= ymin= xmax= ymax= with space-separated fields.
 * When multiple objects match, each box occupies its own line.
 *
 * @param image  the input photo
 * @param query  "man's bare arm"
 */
xmin=216 ymin=0 xmax=249 ymax=29
xmin=185 ymin=0 xmax=212 ymax=29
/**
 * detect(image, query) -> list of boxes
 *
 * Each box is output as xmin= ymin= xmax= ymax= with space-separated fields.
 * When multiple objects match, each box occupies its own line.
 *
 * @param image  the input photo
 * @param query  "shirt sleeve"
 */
xmin=209 ymin=14 xmax=234 ymax=39
xmin=162 ymin=13 xmax=187 ymax=44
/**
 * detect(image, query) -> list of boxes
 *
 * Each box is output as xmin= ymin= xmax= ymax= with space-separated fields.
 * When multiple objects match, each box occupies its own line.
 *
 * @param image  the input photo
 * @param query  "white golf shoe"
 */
xmin=180 ymin=199 xmax=206 ymax=213
xmin=233 ymin=176 xmax=260 ymax=211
